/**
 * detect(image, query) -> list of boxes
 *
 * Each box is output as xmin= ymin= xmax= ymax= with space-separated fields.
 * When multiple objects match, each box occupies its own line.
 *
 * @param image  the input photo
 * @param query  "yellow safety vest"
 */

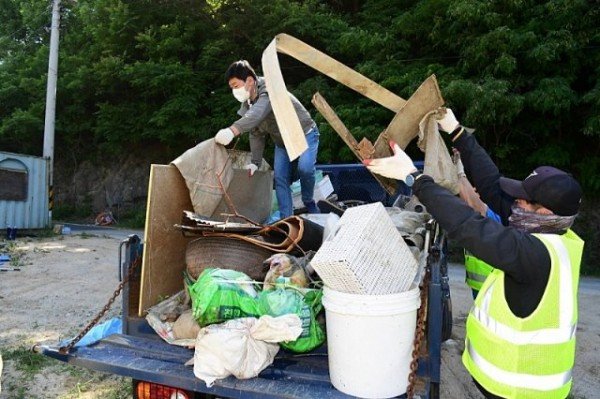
xmin=462 ymin=230 xmax=584 ymax=399
xmin=464 ymin=250 xmax=495 ymax=292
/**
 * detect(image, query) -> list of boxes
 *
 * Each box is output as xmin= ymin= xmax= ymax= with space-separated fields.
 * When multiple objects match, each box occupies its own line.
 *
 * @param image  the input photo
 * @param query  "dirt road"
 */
xmin=1 ymin=233 xmax=599 ymax=398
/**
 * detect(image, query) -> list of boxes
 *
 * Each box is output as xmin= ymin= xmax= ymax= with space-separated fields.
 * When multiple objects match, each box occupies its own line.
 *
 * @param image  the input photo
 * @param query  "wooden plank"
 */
xmin=260 ymin=35 xmax=444 ymax=196
xmin=311 ymin=92 xmax=396 ymax=194
xmin=374 ymin=75 xmax=445 ymax=155
xmin=275 ymin=34 xmax=406 ymax=112
xmin=139 ymin=164 xmax=193 ymax=316
xmin=261 ymin=38 xmax=308 ymax=161
xmin=311 ymin=92 xmax=361 ymax=157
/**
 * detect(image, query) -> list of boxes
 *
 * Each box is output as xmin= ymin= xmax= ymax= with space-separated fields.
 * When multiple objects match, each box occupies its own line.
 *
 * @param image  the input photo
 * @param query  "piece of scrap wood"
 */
xmin=261 ymin=34 xmax=444 ymax=195
xmin=311 ymin=92 xmax=397 ymax=194
xmin=311 ymin=92 xmax=361 ymax=156
xmin=374 ymin=75 xmax=445 ymax=156
xmin=261 ymin=38 xmax=308 ymax=161
xmin=275 ymin=34 xmax=406 ymax=112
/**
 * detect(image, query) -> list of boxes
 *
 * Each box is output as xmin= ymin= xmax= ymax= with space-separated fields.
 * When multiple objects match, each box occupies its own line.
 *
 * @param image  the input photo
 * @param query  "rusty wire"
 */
xmin=211 ymin=138 xmax=308 ymax=255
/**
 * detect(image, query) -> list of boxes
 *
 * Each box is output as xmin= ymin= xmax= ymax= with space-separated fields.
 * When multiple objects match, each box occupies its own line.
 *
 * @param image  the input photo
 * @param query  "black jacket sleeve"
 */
xmin=452 ymin=132 xmax=514 ymax=225
xmin=412 ymin=173 xmax=551 ymax=317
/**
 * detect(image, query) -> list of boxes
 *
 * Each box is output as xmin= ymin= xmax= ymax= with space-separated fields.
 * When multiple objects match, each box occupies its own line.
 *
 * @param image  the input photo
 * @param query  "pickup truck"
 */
xmin=35 ymin=163 xmax=452 ymax=399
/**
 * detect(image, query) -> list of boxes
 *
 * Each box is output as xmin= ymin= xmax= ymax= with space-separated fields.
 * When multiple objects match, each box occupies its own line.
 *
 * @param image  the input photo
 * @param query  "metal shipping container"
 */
xmin=0 ymin=151 xmax=49 ymax=229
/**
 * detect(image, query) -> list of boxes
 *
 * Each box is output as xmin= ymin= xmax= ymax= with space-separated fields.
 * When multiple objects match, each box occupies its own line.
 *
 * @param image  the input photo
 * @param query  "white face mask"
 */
xmin=232 ymin=86 xmax=250 ymax=103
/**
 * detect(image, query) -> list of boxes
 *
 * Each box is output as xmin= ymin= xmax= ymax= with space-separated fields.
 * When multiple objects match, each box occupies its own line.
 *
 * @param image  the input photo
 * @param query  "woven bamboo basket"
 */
xmin=185 ymin=236 xmax=273 ymax=281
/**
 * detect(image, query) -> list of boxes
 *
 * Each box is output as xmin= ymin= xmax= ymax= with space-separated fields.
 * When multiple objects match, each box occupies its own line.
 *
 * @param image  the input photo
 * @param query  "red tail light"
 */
xmin=135 ymin=381 xmax=192 ymax=399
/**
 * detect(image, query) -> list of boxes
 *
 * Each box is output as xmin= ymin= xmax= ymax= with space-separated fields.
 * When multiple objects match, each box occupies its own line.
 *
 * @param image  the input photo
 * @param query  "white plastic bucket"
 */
xmin=322 ymin=285 xmax=421 ymax=398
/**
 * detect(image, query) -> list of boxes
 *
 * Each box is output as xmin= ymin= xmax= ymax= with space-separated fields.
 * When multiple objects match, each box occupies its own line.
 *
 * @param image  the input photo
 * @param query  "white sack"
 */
xmin=190 ymin=314 xmax=302 ymax=387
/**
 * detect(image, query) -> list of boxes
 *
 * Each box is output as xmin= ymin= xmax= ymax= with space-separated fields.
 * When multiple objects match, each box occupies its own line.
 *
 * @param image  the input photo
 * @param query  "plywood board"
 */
xmin=375 ymin=75 xmax=445 ymax=154
xmin=139 ymin=164 xmax=194 ymax=316
xmin=0 ymin=168 xmax=27 ymax=201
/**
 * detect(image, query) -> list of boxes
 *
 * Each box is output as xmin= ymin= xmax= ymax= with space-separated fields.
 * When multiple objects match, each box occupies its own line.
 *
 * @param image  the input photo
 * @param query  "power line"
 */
xmin=279 ymin=45 xmax=600 ymax=70
xmin=2 ymin=7 xmax=52 ymax=41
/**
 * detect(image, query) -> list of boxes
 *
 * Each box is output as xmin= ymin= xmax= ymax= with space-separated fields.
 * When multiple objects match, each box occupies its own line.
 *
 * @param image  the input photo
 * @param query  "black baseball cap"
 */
xmin=499 ymin=166 xmax=582 ymax=216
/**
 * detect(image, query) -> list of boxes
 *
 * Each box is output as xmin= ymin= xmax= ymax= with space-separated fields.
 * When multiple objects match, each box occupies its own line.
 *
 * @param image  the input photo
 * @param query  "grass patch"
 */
xmin=116 ymin=206 xmax=146 ymax=229
xmin=2 ymin=241 xmax=27 ymax=268
xmin=53 ymin=201 xmax=94 ymax=223
xmin=2 ymin=351 xmax=132 ymax=399
xmin=58 ymin=366 xmax=132 ymax=399
xmin=32 ymin=227 xmax=57 ymax=238
xmin=3 ymin=347 xmax=54 ymax=377
xmin=4 ymin=385 xmax=32 ymax=399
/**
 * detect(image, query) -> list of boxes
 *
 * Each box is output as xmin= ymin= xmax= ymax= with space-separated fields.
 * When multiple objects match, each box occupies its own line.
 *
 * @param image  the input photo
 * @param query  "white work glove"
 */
xmin=363 ymin=141 xmax=418 ymax=182
xmin=436 ymin=108 xmax=460 ymax=133
xmin=215 ymin=128 xmax=235 ymax=145
xmin=243 ymin=163 xmax=258 ymax=177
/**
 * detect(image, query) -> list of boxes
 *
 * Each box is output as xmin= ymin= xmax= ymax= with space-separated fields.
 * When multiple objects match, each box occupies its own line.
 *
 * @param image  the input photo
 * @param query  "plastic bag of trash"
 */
xmin=187 ymin=314 xmax=302 ymax=387
xmin=257 ymin=286 xmax=325 ymax=353
xmin=188 ymin=268 xmax=260 ymax=326
xmin=146 ymin=290 xmax=199 ymax=347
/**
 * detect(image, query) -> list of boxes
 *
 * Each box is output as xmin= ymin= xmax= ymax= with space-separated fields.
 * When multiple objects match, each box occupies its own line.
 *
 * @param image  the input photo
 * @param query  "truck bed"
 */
xmin=37 ymin=163 xmax=445 ymax=399
xmin=38 ymin=331 xmax=431 ymax=398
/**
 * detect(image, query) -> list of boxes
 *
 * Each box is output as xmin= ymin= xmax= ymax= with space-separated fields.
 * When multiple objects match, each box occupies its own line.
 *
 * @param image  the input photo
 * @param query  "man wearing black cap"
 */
xmin=364 ymin=108 xmax=584 ymax=399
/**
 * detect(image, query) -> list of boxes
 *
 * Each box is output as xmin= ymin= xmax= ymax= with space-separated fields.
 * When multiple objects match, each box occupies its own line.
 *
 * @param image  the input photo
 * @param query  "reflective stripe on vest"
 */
xmin=465 ymin=251 xmax=494 ymax=290
xmin=466 ymin=270 xmax=488 ymax=283
xmin=471 ymin=235 xmax=575 ymax=344
xmin=466 ymin=338 xmax=572 ymax=390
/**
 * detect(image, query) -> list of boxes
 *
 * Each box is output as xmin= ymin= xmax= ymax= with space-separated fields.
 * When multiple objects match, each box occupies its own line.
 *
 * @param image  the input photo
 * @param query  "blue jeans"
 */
xmin=274 ymin=126 xmax=320 ymax=218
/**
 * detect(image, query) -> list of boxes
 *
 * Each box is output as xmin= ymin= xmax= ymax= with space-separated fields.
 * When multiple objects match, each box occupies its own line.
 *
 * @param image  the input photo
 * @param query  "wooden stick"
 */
xmin=311 ymin=92 xmax=397 ymax=195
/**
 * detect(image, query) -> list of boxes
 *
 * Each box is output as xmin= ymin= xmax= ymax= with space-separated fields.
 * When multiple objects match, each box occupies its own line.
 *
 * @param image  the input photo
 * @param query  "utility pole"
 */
xmin=43 ymin=0 xmax=61 ymax=224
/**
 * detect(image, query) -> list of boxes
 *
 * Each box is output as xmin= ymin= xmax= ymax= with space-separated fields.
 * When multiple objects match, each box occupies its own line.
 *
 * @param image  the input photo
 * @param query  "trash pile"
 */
xmin=141 ymin=152 xmax=432 ymax=391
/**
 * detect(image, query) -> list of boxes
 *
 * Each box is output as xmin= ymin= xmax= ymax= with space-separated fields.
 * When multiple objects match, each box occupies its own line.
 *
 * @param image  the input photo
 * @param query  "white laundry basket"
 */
xmin=322 ymin=285 xmax=421 ymax=398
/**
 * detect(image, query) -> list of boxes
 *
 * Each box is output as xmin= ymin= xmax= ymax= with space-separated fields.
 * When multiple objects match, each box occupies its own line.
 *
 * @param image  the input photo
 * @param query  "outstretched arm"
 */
xmin=437 ymin=109 xmax=513 ymax=224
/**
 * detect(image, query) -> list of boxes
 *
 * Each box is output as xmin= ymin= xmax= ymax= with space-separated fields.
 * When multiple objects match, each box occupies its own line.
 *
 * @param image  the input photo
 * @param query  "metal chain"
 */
xmin=406 ymin=268 xmax=430 ymax=398
xmin=58 ymin=255 xmax=141 ymax=354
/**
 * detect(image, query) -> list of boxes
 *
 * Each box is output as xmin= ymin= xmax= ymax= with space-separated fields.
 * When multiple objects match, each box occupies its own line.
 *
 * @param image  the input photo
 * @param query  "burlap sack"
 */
xmin=417 ymin=110 xmax=459 ymax=194
xmin=171 ymin=139 xmax=233 ymax=216
xmin=172 ymin=310 xmax=201 ymax=340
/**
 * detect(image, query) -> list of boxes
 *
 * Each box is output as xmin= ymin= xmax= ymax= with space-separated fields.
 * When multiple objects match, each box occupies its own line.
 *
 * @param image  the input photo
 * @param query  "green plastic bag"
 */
xmin=188 ymin=268 xmax=260 ymax=326
xmin=257 ymin=285 xmax=326 ymax=353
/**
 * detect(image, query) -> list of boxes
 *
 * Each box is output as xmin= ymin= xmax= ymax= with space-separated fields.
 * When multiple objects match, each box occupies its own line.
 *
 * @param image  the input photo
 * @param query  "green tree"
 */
xmin=1 ymin=0 xmax=598 ymax=271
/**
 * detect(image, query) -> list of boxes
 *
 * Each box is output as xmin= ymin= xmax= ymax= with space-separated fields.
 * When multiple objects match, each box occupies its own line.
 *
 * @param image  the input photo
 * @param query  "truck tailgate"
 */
xmin=38 ymin=333 xmax=412 ymax=398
